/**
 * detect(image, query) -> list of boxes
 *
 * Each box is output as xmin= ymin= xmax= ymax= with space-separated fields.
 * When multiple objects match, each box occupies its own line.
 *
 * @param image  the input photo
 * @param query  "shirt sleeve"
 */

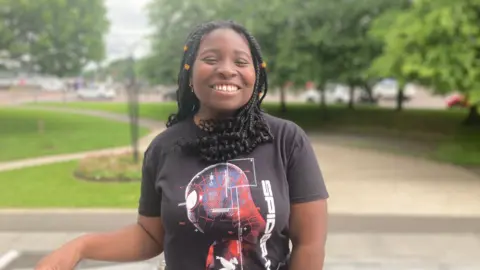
xmin=286 ymin=124 xmax=329 ymax=204
xmin=138 ymin=145 xmax=162 ymax=217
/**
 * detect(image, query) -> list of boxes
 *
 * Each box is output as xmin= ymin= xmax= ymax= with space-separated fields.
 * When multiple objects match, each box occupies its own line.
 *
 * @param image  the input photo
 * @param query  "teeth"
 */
xmin=214 ymin=85 xmax=239 ymax=92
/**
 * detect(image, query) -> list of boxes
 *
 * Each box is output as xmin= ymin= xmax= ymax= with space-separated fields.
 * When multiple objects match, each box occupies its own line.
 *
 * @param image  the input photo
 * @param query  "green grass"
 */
xmin=34 ymin=102 xmax=480 ymax=166
xmin=33 ymin=102 xmax=175 ymax=120
xmin=0 ymin=107 xmax=150 ymax=162
xmin=0 ymin=161 xmax=139 ymax=208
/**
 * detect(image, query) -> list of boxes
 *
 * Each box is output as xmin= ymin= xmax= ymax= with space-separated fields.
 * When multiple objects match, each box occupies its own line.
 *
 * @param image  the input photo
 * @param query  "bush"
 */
xmin=74 ymin=151 xmax=143 ymax=182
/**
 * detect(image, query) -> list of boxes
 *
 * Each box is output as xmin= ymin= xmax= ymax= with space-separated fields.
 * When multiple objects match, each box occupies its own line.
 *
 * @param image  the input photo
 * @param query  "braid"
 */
xmin=166 ymin=20 xmax=273 ymax=163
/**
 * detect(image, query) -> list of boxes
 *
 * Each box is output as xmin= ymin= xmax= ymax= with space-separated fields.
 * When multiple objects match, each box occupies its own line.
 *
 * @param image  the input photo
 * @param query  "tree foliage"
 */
xmin=0 ymin=0 xmax=109 ymax=77
xmin=369 ymin=0 xmax=480 ymax=122
xmin=142 ymin=0 xmax=479 ymax=122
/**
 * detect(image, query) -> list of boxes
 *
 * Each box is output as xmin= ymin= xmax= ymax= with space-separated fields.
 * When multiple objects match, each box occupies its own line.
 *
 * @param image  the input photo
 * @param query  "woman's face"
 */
xmin=191 ymin=28 xmax=256 ymax=118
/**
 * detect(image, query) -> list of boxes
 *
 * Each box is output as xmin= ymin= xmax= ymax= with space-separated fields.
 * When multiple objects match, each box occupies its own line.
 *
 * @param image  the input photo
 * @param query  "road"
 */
xmin=0 ymin=87 xmax=449 ymax=110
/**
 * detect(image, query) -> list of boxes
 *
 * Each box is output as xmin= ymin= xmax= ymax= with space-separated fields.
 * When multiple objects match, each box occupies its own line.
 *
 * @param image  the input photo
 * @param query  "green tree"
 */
xmin=370 ymin=0 xmax=480 ymax=123
xmin=304 ymin=0 xmax=411 ymax=109
xmin=0 ymin=0 xmax=109 ymax=78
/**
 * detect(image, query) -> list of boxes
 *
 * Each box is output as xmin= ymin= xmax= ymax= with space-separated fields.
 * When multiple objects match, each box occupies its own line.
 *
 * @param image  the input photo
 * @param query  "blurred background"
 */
xmin=0 ymin=0 xmax=479 ymax=269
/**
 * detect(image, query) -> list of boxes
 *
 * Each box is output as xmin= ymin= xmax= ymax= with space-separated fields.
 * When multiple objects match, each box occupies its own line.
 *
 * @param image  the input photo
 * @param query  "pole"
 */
xmin=126 ymin=55 xmax=140 ymax=163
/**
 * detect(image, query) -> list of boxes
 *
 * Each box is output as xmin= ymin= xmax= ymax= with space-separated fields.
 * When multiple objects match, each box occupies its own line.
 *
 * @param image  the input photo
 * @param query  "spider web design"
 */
xmin=179 ymin=158 xmax=266 ymax=270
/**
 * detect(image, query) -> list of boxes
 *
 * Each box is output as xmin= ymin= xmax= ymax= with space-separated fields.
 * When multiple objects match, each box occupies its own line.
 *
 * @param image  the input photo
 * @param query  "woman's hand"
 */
xmin=34 ymin=239 xmax=84 ymax=270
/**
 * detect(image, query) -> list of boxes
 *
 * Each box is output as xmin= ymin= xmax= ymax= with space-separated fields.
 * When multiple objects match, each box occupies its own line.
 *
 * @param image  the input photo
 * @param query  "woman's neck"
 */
xmin=194 ymin=109 xmax=235 ymax=125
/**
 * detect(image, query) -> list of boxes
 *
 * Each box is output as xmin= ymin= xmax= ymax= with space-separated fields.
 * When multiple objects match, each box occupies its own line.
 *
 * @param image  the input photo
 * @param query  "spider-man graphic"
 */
xmin=183 ymin=161 xmax=266 ymax=270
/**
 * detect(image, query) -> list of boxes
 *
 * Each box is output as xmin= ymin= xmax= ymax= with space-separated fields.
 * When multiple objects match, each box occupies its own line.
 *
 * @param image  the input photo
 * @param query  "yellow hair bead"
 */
xmin=184 ymin=45 xmax=188 ymax=52
xmin=261 ymin=62 xmax=267 ymax=68
xmin=184 ymin=64 xmax=190 ymax=70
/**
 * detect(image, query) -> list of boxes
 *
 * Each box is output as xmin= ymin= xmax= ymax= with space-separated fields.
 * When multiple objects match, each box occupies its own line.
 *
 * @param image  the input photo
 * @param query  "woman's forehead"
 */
xmin=198 ymin=28 xmax=251 ymax=54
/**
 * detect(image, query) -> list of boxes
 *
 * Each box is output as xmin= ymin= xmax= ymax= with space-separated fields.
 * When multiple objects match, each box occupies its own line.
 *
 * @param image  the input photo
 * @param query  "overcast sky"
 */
xmin=104 ymin=0 xmax=152 ymax=62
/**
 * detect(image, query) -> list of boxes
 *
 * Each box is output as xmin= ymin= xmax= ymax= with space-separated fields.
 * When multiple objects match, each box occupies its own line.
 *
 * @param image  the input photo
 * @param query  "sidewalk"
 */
xmin=310 ymin=136 xmax=480 ymax=217
xmin=1 ymin=231 xmax=479 ymax=269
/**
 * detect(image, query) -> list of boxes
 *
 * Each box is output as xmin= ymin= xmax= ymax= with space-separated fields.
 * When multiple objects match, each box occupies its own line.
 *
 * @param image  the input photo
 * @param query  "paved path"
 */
xmin=309 ymin=135 xmax=480 ymax=217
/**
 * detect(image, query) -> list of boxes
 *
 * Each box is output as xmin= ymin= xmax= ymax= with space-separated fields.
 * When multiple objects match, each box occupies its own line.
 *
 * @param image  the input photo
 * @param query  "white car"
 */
xmin=39 ymin=79 xmax=64 ymax=91
xmin=77 ymin=85 xmax=116 ymax=100
xmin=372 ymin=79 xmax=416 ymax=100
xmin=300 ymin=84 xmax=351 ymax=104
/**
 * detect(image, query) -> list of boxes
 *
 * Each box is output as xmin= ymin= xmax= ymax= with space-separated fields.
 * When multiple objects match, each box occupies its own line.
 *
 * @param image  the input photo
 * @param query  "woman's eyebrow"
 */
xmin=198 ymin=48 xmax=251 ymax=58
xmin=198 ymin=48 xmax=220 ymax=56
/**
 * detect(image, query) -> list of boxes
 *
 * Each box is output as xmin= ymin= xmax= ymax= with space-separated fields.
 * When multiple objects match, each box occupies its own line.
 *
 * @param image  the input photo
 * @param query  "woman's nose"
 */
xmin=216 ymin=62 xmax=237 ymax=79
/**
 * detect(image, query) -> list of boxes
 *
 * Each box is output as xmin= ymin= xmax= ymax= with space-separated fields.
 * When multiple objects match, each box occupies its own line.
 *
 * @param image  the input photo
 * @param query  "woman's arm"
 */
xmin=77 ymin=215 xmax=164 ymax=262
xmin=288 ymin=199 xmax=328 ymax=269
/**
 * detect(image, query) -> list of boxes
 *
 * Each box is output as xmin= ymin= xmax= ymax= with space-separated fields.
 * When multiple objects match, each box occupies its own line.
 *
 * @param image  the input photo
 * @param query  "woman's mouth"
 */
xmin=211 ymin=84 xmax=240 ymax=92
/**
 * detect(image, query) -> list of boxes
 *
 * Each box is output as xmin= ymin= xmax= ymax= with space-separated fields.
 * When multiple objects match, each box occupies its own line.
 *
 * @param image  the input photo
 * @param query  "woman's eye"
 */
xmin=202 ymin=57 xmax=217 ymax=64
xmin=236 ymin=60 xmax=249 ymax=66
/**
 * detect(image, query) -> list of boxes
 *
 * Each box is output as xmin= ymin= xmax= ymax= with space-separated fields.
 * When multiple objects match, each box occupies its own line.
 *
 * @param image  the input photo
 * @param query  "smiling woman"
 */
xmin=167 ymin=21 xmax=273 ymax=163
xmin=35 ymin=20 xmax=329 ymax=270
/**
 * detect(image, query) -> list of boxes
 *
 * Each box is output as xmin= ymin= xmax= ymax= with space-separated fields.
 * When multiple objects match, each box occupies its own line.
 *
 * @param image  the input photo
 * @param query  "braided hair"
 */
xmin=166 ymin=20 xmax=274 ymax=163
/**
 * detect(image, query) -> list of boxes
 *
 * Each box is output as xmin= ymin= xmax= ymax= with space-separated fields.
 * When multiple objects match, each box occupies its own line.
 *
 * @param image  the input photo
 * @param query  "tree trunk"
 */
xmin=280 ymin=85 xmax=287 ymax=113
xmin=396 ymin=86 xmax=404 ymax=111
xmin=463 ymin=104 xmax=480 ymax=126
xmin=319 ymin=85 xmax=328 ymax=120
xmin=320 ymin=88 xmax=326 ymax=109
xmin=348 ymin=85 xmax=355 ymax=109
xmin=362 ymin=83 xmax=376 ymax=103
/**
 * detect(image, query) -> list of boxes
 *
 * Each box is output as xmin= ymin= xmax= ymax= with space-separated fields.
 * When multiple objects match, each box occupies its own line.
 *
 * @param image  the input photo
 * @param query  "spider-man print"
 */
xmin=183 ymin=159 xmax=266 ymax=270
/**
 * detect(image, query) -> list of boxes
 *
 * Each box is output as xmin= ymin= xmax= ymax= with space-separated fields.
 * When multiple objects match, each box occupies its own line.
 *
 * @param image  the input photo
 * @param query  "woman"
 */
xmin=35 ymin=20 xmax=329 ymax=270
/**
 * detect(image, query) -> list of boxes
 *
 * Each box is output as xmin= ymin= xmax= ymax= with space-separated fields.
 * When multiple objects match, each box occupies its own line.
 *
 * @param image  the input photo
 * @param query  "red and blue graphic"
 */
xmin=181 ymin=158 xmax=266 ymax=270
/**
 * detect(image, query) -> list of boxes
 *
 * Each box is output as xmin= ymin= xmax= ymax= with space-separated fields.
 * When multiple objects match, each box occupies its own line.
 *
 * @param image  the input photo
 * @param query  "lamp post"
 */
xmin=126 ymin=54 xmax=140 ymax=163
xmin=125 ymin=37 xmax=148 ymax=163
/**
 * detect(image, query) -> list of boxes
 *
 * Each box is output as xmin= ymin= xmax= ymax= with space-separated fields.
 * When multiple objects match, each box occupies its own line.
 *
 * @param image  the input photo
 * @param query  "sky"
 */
xmin=104 ymin=0 xmax=152 ymax=62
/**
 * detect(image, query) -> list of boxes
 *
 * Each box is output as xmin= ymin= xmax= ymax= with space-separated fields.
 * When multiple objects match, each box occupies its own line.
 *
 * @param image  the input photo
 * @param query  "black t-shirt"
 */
xmin=138 ymin=113 xmax=329 ymax=270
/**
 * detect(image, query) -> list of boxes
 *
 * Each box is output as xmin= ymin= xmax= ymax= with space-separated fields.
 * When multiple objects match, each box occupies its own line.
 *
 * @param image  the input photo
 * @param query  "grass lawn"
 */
xmin=0 ymin=107 xmax=149 ymax=162
xmin=34 ymin=102 xmax=480 ymax=166
xmin=0 ymin=161 xmax=139 ymax=208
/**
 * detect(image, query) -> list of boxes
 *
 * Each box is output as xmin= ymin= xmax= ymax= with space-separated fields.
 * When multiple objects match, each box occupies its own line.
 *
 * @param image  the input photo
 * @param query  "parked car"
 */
xmin=300 ymin=84 xmax=350 ymax=104
xmin=162 ymin=88 xmax=177 ymax=101
xmin=299 ymin=83 xmax=378 ymax=105
xmin=0 ymin=78 xmax=13 ymax=89
xmin=77 ymin=84 xmax=116 ymax=100
xmin=446 ymin=94 xmax=469 ymax=108
xmin=39 ymin=78 xmax=64 ymax=91
xmin=372 ymin=79 xmax=416 ymax=101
